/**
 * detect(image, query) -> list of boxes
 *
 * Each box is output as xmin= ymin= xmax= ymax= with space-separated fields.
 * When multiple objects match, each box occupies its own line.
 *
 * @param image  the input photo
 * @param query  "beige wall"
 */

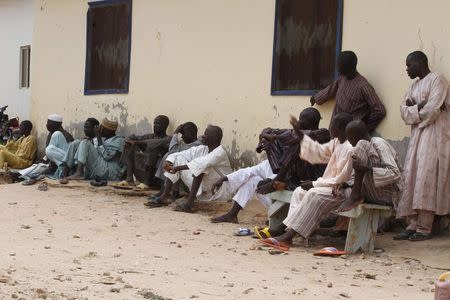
xmin=30 ymin=0 xmax=450 ymax=166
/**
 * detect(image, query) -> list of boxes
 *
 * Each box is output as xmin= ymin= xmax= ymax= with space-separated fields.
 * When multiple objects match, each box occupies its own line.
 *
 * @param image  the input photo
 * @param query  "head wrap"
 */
xmin=101 ymin=118 xmax=118 ymax=131
xmin=48 ymin=114 xmax=63 ymax=123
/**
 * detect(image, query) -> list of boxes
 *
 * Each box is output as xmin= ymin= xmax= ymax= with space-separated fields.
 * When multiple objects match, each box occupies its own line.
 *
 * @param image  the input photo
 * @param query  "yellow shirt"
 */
xmin=4 ymin=135 xmax=37 ymax=164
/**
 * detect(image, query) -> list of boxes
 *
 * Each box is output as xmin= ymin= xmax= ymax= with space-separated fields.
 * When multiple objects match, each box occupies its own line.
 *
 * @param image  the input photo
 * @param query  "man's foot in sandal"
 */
xmin=210 ymin=214 xmax=238 ymax=224
xmin=144 ymin=197 xmax=170 ymax=208
xmin=408 ymin=232 xmax=432 ymax=241
xmin=393 ymin=229 xmax=415 ymax=240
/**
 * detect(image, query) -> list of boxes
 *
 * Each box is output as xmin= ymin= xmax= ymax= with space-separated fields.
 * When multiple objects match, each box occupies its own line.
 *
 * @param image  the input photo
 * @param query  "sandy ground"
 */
xmin=0 ymin=180 xmax=449 ymax=300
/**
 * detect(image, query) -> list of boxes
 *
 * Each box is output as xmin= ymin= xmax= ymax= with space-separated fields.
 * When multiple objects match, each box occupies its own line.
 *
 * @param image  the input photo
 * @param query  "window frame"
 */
xmin=270 ymin=0 xmax=344 ymax=96
xmin=84 ymin=0 xmax=133 ymax=95
xmin=19 ymin=45 xmax=31 ymax=89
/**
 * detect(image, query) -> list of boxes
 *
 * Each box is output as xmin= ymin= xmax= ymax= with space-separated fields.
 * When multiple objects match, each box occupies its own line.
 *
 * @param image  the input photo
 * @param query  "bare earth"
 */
xmin=1 ymin=180 xmax=449 ymax=300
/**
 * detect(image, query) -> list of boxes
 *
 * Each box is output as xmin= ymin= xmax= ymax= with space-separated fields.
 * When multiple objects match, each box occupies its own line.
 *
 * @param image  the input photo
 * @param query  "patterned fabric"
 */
xmin=314 ymin=73 xmax=386 ymax=132
xmin=257 ymin=128 xmax=330 ymax=189
xmin=397 ymin=72 xmax=450 ymax=217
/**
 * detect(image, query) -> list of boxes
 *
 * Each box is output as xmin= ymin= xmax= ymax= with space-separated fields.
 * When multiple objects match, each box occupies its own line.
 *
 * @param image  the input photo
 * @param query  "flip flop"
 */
xmin=173 ymin=202 xmax=193 ymax=213
xmin=408 ymin=232 xmax=432 ymax=241
xmin=260 ymin=238 xmax=290 ymax=252
xmin=134 ymin=183 xmax=150 ymax=191
xmin=144 ymin=198 xmax=170 ymax=208
xmin=112 ymin=181 xmax=134 ymax=190
xmin=254 ymin=226 xmax=272 ymax=240
xmin=393 ymin=230 xmax=415 ymax=240
xmin=234 ymin=228 xmax=252 ymax=236
xmin=313 ymin=247 xmax=347 ymax=256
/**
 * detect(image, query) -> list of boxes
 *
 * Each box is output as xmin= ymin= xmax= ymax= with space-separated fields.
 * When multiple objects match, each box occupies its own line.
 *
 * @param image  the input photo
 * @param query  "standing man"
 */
xmin=395 ymin=51 xmax=450 ymax=241
xmin=311 ymin=51 xmax=386 ymax=133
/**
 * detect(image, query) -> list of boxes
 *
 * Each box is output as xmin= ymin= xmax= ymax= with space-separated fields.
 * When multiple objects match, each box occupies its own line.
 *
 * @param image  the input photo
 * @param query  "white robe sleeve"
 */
xmin=299 ymin=135 xmax=335 ymax=164
xmin=418 ymin=74 xmax=449 ymax=128
xmin=187 ymin=146 xmax=227 ymax=177
xmin=313 ymin=148 xmax=353 ymax=188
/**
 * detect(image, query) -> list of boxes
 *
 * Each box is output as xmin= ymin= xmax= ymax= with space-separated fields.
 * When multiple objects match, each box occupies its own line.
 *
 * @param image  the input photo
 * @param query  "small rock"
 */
xmin=327 ymin=283 xmax=333 ymax=288
xmin=73 ymin=235 xmax=80 ymax=239
xmin=407 ymin=283 xmax=414 ymax=287
xmin=9 ymin=252 xmax=16 ymax=256
xmin=193 ymin=231 xmax=200 ymax=235
xmin=11 ymin=294 xmax=18 ymax=299
xmin=406 ymin=276 xmax=411 ymax=279
xmin=268 ymin=249 xmax=284 ymax=255
xmin=312 ymin=266 xmax=318 ymax=270
xmin=339 ymin=292 xmax=351 ymax=298
xmin=103 ymin=272 xmax=111 ymax=276
xmin=344 ymin=263 xmax=351 ymax=267
xmin=109 ymin=287 xmax=120 ymax=293
xmin=44 ymin=246 xmax=51 ymax=249
xmin=243 ymin=288 xmax=254 ymax=294
xmin=190 ymin=296 xmax=199 ymax=299
xmin=355 ymin=269 xmax=362 ymax=272
xmin=21 ymin=224 xmax=31 ymax=229
xmin=111 ymin=223 xmax=118 ymax=228
xmin=374 ymin=248 xmax=384 ymax=254
xmin=123 ymin=284 xmax=133 ymax=289
xmin=365 ymin=274 xmax=377 ymax=280
xmin=177 ymin=244 xmax=182 ymax=248
xmin=225 ymin=283 xmax=234 ymax=287
xmin=8 ymin=202 xmax=17 ymax=205
xmin=80 ymin=286 xmax=88 ymax=291
xmin=340 ymin=255 xmax=348 ymax=259
xmin=241 ymin=252 xmax=247 ymax=256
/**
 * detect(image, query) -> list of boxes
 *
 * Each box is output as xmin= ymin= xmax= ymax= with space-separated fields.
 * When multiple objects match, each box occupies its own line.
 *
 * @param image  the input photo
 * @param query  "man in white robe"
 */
xmin=262 ymin=113 xmax=355 ymax=245
xmin=159 ymin=125 xmax=232 ymax=212
xmin=395 ymin=51 xmax=450 ymax=241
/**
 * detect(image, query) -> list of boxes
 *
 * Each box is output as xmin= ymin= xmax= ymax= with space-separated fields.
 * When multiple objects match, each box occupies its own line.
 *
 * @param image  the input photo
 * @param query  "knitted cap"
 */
xmin=48 ymin=114 xmax=63 ymax=123
xmin=101 ymin=118 xmax=118 ymax=131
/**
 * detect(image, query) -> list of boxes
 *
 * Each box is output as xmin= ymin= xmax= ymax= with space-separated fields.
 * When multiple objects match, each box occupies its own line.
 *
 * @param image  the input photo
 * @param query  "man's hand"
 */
xmin=256 ymin=179 xmax=275 ymax=194
xmin=163 ymin=161 xmax=173 ymax=173
xmin=300 ymin=180 xmax=314 ymax=191
xmin=418 ymin=100 xmax=427 ymax=111
xmin=174 ymin=124 xmax=184 ymax=134
xmin=405 ymin=98 xmax=415 ymax=107
xmin=289 ymin=115 xmax=304 ymax=140
xmin=352 ymin=159 xmax=372 ymax=172
xmin=310 ymin=96 xmax=315 ymax=106
xmin=211 ymin=176 xmax=228 ymax=195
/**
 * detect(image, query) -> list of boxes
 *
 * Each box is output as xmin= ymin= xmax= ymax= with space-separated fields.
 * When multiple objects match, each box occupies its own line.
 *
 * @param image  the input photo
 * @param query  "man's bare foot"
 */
xmin=210 ymin=214 xmax=238 ymax=224
xmin=336 ymin=198 xmax=362 ymax=212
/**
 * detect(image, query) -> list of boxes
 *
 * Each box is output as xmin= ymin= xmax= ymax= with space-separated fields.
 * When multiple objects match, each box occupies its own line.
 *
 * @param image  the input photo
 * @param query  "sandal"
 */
xmin=144 ymin=198 xmax=170 ymax=208
xmin=408 ymin=232 xmax=432 ymax=241
xmin=393 ymin=230 xmax=415 ymax=240
xmin=260 ymin=238 xmax=290 ymax=252
xmin=173 ymin=202 xmax=193 ymax=213
xmin=254 ymin=226 xmax=272 ymax=240
xmin=135 ymin=183 xmax=150 ymax=191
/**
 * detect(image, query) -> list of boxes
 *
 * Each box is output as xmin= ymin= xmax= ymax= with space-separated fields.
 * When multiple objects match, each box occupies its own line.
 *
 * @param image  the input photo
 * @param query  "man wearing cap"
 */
xmin=44 ymin=114 xmax=74 ymax=174
xmin=66 ymin=118 xmax=124 ymax=181
xmin=0 ymin=120 xmax=36 ymax=169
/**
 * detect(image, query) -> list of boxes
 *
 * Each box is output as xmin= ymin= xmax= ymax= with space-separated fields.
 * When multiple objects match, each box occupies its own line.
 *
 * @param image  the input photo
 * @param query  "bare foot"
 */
xmin=210 ymin=214 xmax=238 ymax=224
xmin=336 ymin=198 xmax=362 ymax=213
xmin=66 ymin=172 xmax=84 ymax=181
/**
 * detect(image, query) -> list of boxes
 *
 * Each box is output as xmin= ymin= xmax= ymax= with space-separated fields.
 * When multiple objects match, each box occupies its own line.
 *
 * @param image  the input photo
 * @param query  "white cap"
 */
xmin=48 ymin=114 xmax=63 ymax=123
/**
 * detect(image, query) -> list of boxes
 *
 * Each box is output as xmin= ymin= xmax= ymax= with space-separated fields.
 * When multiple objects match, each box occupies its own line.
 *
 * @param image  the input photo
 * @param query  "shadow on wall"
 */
xmin=386 ymin=137 xmax=410 ymax=167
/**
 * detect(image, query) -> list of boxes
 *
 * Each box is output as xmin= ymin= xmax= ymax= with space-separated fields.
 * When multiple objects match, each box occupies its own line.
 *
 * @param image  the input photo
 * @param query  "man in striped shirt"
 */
xmin=310 ymin=51 xmax=386 ymax=133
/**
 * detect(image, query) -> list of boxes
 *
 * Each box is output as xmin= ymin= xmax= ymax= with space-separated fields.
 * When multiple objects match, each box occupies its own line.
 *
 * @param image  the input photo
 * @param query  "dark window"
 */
xmin=19 ymin=45 xmax=31 ymax=89
xmin=271 ymin=0 xmax=343 ymax=95
xmin=84 ymin=0 xmax=132 ymax=95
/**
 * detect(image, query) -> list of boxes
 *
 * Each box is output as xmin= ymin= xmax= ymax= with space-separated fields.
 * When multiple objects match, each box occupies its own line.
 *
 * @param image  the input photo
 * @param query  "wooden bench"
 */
xmin=267 ymin=190 xmax=392 ymax=253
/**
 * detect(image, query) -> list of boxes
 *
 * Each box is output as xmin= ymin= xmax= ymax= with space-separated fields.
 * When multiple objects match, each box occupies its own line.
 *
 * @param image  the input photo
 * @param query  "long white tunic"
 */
xmin=398 ymin=72 xmax=450 ymax=217
xmin=165 ymin=145 xmax=232 ymax=200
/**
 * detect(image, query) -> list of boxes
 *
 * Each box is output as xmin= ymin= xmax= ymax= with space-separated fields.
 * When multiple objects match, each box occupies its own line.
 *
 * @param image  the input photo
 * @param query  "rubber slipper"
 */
xmin=260 ymin=238 xmax=290 ymax=252
xmin=135 ymin=183 xmax=150 ymax=191
xmin=234 ymin=228 xmax=252 ymax=236
xmin=393 ymin=230 xmax=415 ymax=240
xmin=408 ymin=232 xmax=432 ymax=241
xmin=254 ymin=226 xmax=271 ymax=240
xmin=173 ymin=202 xmax=193 ymax=213
xmin=313 ymin=247 xmax=347 ymax=256
xmin=90 ymin=180 xmax=107 ymax=187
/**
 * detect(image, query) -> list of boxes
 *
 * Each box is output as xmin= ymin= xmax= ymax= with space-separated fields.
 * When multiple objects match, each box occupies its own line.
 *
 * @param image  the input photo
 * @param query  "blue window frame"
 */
xmin=271 ymin=0 xmax=343 ymax=96
xmin=84 ymin=0 xmax=132 ymax=95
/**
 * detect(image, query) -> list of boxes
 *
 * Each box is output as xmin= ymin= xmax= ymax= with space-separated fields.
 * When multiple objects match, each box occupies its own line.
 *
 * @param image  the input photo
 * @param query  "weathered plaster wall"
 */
xmin=30 ymin=0 xmax=450 ymax=166
xmin=0 ymin=0 xmax=33 ymax=121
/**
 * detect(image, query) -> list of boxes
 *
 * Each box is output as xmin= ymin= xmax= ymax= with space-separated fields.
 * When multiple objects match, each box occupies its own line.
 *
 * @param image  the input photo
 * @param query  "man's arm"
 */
xmin=361 ymin=84 xmax=386 ymax=131
xmin=417 ymin=74 xmax=449 ymax=128
xmin=311 ymin=79 xmax=339 ymax=105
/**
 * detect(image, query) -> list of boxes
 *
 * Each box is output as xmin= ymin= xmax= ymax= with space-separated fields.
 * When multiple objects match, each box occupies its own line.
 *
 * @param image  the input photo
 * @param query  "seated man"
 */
xmin=44 ymin=114 xmax=74 ymax=174
xmin=262 ymin=113 xmax=355 ymax=247
xmin=0 ymin=120 xmax=36 ymax=169
xmin=66 ymin=118 xmax=124 ymax=181
xmin=338 ymin=120 xmax=402 ymax=212
xmin=58 ymin=118 xmax=100 ymax=178
xmin=147 ymin=122 xmax=202 ymax=203
xmin=209 ymin=107 xmax=330 ymax=223
xmin=120 ymin=115 xmax=171 ymax=188
xmin=161 ymin=125 xmax=232 ymax=212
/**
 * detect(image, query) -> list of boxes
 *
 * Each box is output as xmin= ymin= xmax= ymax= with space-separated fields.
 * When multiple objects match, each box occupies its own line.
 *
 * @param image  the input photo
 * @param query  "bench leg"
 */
xmin=344 ymin=210 xmax=381 ymax=253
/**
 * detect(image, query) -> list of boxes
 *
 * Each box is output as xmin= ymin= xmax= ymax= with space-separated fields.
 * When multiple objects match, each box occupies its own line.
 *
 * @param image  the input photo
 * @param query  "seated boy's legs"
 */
xmin=0 ymin=149 xmax=29 ymax=169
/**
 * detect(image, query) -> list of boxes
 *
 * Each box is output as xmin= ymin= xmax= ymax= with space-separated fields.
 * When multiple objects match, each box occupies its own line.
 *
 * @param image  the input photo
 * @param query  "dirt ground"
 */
xmin=0 ymin=180 xmax=449 ymax=300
